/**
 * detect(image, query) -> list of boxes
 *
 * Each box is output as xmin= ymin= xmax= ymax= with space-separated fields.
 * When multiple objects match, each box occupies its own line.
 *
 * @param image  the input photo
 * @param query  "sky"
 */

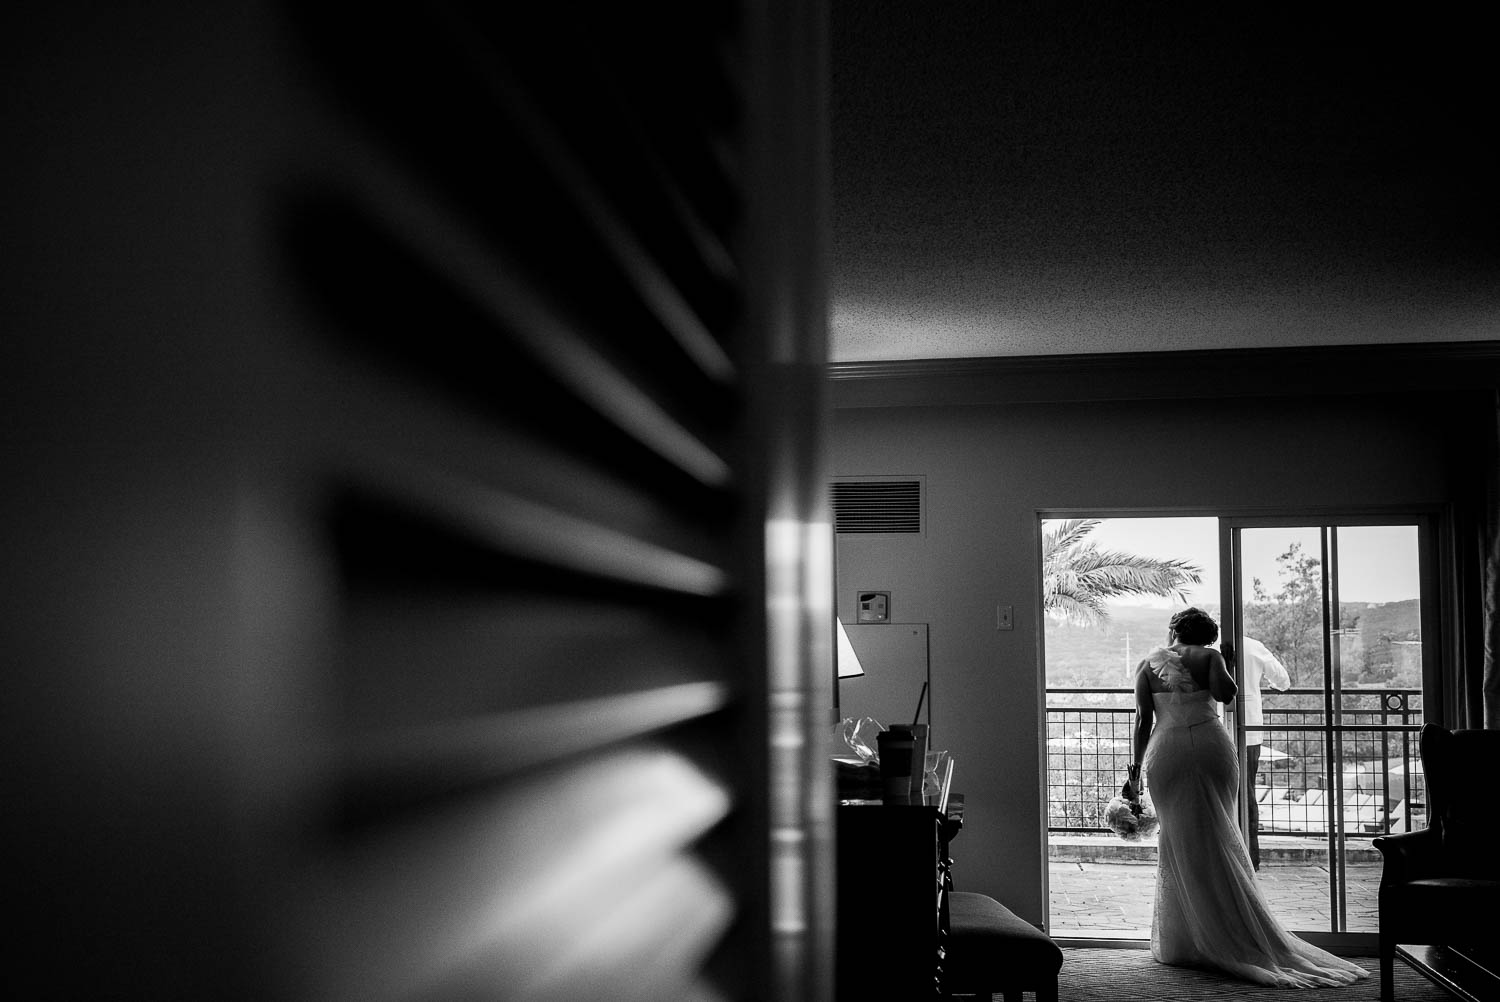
xmin=1049 ymin=517 xmax=1422 ymax=610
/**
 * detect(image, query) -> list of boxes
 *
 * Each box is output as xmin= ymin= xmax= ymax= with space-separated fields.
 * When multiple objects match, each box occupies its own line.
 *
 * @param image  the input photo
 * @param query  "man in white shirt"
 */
xmin=1234 ymin=636 xmax=1291 ymax=869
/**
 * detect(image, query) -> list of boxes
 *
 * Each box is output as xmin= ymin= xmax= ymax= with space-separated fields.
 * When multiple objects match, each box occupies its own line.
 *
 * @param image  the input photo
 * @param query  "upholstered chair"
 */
xmin=1372 ymin=723 xmax=1500 ymax=1002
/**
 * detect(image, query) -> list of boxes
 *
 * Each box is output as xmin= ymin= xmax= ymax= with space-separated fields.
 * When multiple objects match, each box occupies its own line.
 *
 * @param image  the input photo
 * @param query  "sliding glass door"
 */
xmin=1219 ymin=515 xmax=1438 ymax=948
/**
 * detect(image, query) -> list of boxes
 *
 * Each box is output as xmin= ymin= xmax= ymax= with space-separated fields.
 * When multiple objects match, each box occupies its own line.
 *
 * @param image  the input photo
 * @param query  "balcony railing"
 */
xmin=1046 ymin=687 xmax=1424 ymax=836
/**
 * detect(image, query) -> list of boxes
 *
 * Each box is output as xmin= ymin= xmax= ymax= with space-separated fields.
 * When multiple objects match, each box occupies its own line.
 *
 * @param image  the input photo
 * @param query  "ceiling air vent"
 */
xmin=830 ymin=478 xmax=924 ymax=534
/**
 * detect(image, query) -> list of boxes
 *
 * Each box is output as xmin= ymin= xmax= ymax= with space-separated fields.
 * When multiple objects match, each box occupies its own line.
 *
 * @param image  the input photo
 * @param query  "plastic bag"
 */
xmin=834 ymin=715 xmax=885 ymax=765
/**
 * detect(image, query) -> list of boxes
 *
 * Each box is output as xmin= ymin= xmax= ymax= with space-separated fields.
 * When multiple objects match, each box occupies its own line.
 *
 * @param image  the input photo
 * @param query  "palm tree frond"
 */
xmin=1041 ymin=522 xmax=1204 ymax=623
xmin=1045 ymin=593 xmax=1105 ymax=627
xmin=1042 ymin=519 xmax=1100 ymax=558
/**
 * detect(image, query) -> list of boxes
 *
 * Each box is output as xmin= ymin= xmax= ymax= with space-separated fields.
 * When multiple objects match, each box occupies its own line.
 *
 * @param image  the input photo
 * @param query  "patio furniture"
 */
xmin=1261 ymin=787 xmax=1331 ymax=833
xmin=1373 ymin=724 xmax=1500 ymax=1002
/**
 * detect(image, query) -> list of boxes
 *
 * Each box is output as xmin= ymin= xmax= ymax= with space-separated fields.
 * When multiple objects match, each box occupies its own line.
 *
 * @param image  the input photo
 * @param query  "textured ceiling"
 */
xmin=829 ymin=4 xmax=1500 ymax=361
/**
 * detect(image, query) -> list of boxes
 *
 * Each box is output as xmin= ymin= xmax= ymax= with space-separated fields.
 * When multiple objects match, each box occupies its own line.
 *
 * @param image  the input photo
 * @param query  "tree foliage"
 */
xmin=1243 ymin=542 xmax=1325 ymax=687
xmin=1242 ymin=541 xmax=1421 ymax=688
xmin=1042 ymin=519 xmax=1203 ymax=626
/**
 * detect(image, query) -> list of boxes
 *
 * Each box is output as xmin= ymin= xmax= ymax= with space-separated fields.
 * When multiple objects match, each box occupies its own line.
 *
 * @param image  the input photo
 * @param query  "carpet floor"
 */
xmin=1022 ymin=946 xmax=1454 ymax=1001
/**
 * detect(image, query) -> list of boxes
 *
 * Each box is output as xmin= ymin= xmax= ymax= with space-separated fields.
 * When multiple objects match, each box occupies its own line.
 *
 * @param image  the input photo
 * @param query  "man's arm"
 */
xmin=1247 ymin=637 xmax=1291 ymax=690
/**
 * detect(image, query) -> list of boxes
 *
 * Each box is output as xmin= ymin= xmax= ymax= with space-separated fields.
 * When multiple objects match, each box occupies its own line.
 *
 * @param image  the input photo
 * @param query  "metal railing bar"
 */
xmin=1043 ymin=685 xmax=1426 ymax=840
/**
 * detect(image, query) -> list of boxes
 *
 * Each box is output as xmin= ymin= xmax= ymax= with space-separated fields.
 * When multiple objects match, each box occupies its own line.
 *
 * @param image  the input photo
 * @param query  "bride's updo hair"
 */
xmin=1169 ymin=607 xmax=1219 ymax=645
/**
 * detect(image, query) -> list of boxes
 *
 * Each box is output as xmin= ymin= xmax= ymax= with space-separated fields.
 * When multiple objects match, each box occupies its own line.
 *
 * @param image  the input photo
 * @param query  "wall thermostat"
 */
xmin=856 ymin=591 xmax=890 ymax=623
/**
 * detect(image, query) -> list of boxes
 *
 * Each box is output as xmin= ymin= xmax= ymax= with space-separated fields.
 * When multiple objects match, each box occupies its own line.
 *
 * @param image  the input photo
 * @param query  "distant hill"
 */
xmin=1044 ymin=605 xmax=1208 ymax=689
xmin=1044 ymin=600 xmax=1421 ymax=690
xmin=1350 ymin=598 xmax=1420 ymax=640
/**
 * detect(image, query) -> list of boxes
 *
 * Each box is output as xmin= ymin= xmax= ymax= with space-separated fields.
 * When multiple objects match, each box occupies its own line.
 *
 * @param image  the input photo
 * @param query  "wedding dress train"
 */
xmin=1141 ymin=647 xmax=1368 ymax=988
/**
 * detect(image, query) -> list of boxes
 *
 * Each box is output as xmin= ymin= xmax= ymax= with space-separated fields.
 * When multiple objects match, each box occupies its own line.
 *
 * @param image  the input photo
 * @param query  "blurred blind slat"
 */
xmin=300 ymin=746 xmax=733 ymax=1002
xmin=272 ymin=2 xmax=763 ymax=1000
xmin=4 ymin=0 xmax=826 ymax=998
xmin=316 ymin=149 xmax=735 ymax=488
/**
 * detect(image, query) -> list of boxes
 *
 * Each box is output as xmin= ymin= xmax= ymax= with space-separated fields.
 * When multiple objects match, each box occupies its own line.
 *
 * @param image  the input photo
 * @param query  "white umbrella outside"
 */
xmin=1047 ymin=734 xmax=1126 ymax=751
xmin=1342 ymin=760 xmax=1423 ymax=790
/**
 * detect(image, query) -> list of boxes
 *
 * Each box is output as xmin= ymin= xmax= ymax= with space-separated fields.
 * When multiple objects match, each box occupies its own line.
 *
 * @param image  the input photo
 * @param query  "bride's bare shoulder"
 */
xmin=1179 ymin=645 xmax=1222 ymax=668
xmin=1134 ymin=655 xmax=1169 ymax=692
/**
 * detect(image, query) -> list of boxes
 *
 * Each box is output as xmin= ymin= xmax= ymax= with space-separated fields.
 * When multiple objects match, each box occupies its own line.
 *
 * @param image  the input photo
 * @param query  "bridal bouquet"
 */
xmin=1104 ymin=792 xmax=1159 ymax=842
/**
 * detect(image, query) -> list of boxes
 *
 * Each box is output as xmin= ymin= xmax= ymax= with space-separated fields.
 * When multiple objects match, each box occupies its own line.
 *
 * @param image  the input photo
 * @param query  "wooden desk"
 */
xmin=835 ymin=799 xmax=963 ymax=1001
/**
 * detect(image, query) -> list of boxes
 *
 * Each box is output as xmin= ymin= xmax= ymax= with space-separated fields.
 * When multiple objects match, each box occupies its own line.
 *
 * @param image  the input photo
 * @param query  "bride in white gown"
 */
xmin=1124 ymin=608 xmax=1368 ymax=988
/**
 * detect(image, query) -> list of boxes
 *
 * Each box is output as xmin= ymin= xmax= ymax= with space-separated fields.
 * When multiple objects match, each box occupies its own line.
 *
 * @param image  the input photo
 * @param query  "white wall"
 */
xmin=831 ymin=392 xmax=1466 ymax=927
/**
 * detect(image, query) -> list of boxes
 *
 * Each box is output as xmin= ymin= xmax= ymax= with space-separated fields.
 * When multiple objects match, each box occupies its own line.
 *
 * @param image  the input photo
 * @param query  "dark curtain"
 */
xmin=1485 ymin=391 xmax=1500 ymax=728
xmin=1451 ymin=390 xmax=1500 ymax=730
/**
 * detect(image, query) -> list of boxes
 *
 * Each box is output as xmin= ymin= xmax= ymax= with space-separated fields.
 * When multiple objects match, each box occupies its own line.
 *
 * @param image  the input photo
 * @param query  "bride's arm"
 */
xmin=1127 ymin=666 xmax=1154 ymax=798
xmin=1207 ymin=648 xmax=1237 ymax=704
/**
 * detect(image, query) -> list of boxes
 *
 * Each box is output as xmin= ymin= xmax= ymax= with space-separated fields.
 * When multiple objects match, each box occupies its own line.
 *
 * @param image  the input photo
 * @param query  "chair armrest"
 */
xmin=1372 ymin=827 xmax=1442 ymax=883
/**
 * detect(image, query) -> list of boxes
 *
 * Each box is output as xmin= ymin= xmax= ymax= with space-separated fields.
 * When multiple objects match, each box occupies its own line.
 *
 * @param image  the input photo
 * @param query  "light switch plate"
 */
xmin=997 ymin=604 xmax=1013 ymax=630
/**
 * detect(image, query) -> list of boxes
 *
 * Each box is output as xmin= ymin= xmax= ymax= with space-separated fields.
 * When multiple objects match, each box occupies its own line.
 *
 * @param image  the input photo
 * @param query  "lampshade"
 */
xmin=836 ymin=618 xmax=865 ymax=679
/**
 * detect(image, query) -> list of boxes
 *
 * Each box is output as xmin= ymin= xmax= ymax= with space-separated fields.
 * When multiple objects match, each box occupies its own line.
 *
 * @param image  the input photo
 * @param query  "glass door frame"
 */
xmin=1218 ymin=509 xmax=1442 ymax=953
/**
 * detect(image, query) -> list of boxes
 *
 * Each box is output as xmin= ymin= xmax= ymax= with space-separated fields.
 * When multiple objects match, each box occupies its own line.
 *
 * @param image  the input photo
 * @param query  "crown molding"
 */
xmin=827 ymin=341 xmax=1500 ymax=408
